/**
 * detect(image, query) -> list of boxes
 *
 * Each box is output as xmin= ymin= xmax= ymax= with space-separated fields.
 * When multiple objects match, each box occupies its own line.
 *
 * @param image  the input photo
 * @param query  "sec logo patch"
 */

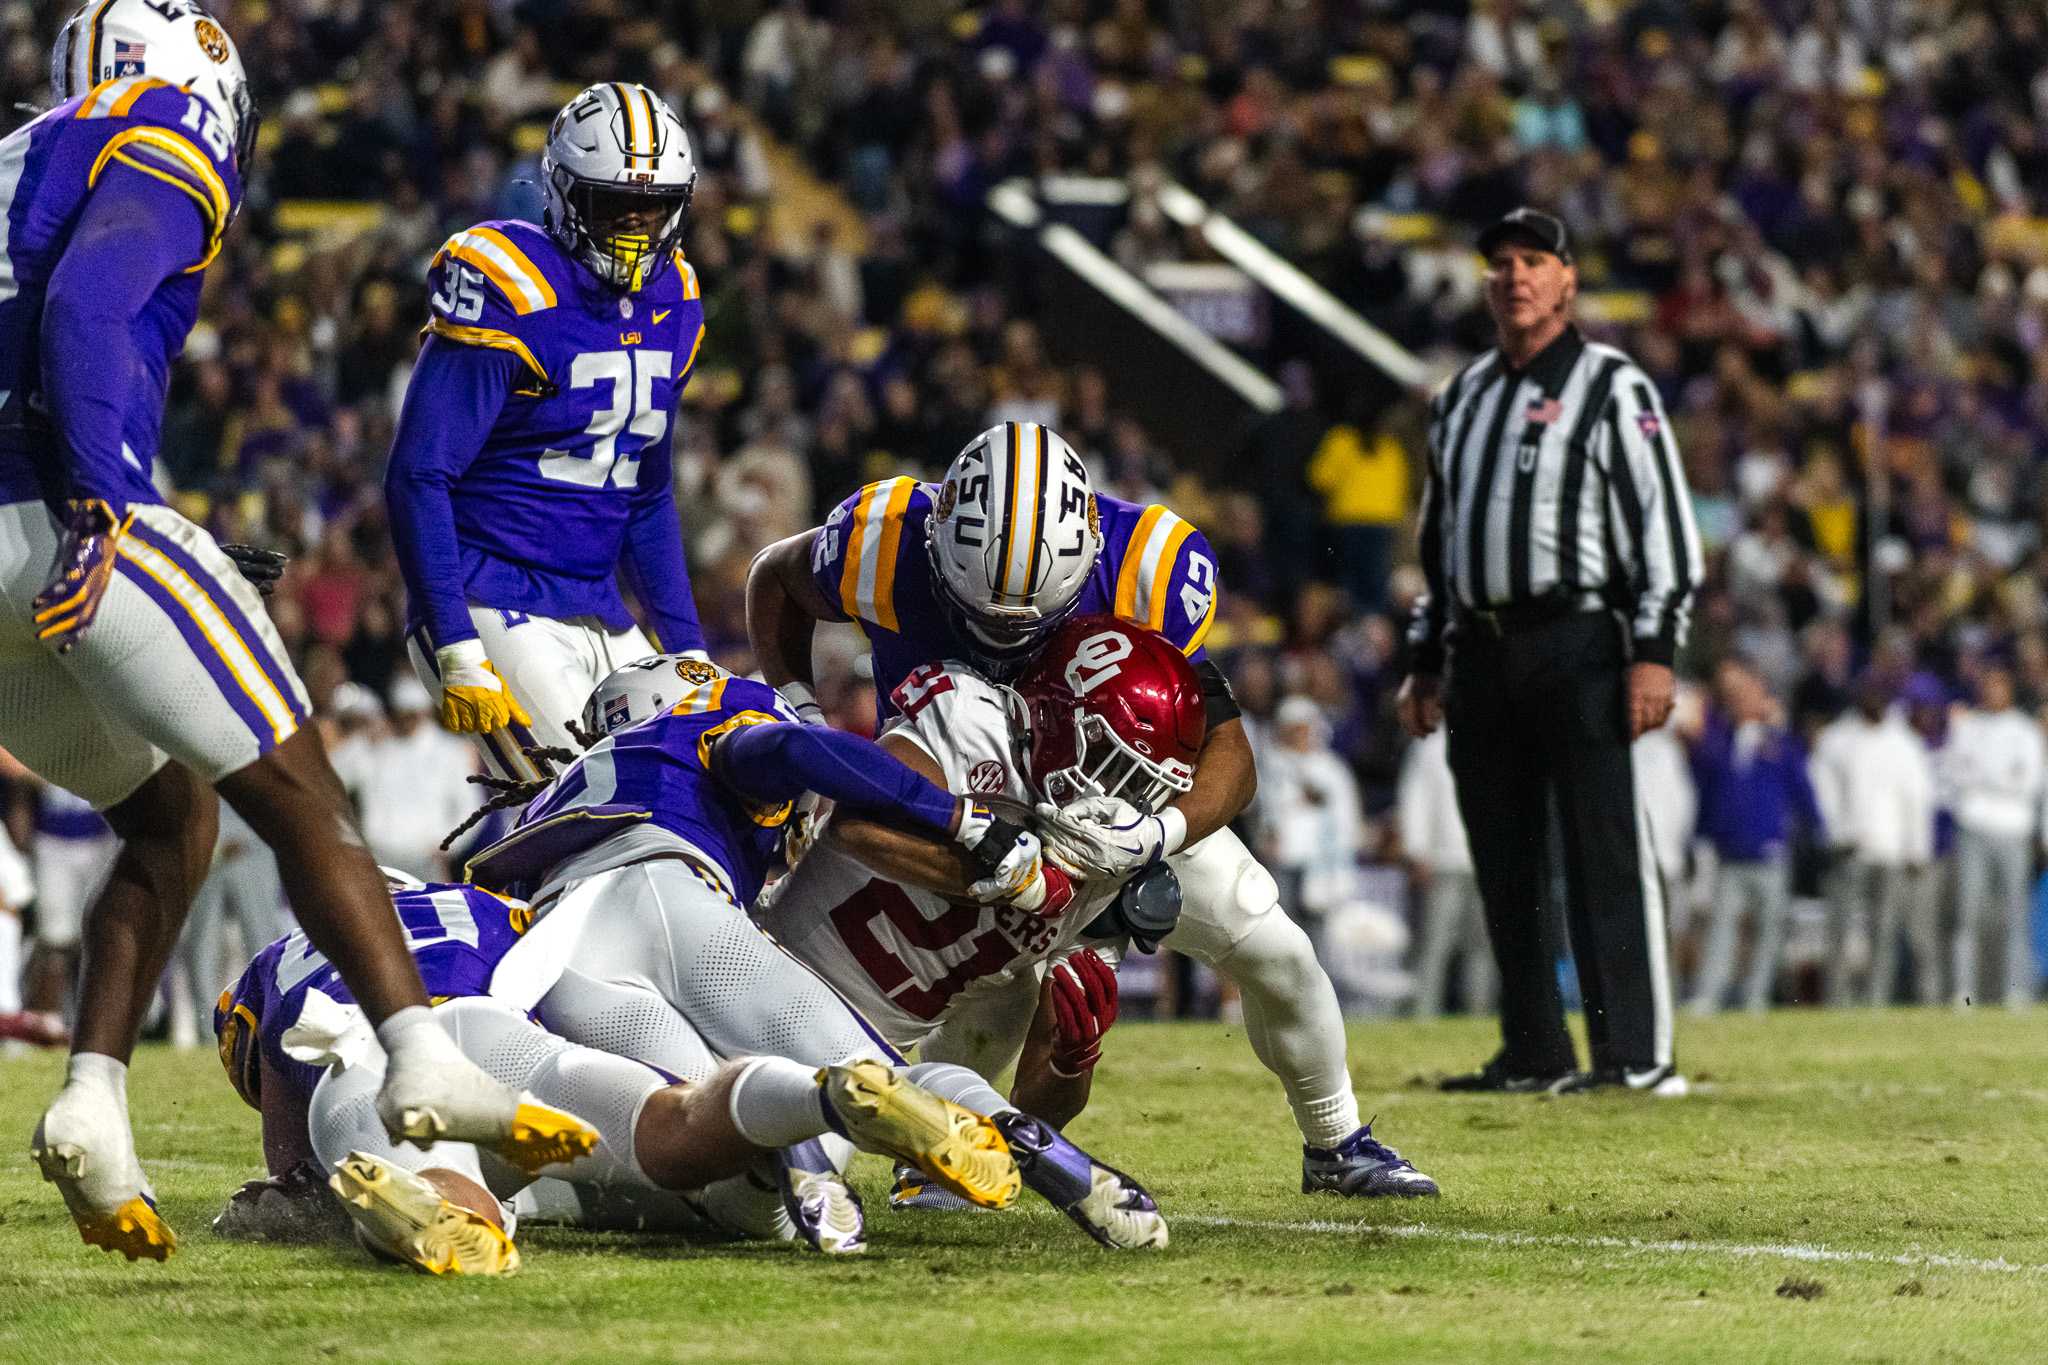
xmin=968 ymin=760 xmax=1006 ymax=794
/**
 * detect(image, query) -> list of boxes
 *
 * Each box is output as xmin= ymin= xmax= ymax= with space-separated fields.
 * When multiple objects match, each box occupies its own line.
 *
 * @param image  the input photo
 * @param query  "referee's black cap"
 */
xmin=1478 ymin=207 xmax=1573 ymax=264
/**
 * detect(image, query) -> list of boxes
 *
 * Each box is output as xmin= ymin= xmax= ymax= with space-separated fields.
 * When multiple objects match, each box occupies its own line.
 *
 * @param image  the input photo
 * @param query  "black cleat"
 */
xmin=1437 ymin=1052 xmax=1574 ymax=1094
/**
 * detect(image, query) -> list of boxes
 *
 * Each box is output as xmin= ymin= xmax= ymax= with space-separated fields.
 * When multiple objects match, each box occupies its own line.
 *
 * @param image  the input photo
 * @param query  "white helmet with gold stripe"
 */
xmin=542 ymin=82 xmax=696 ymax=293
xmin=579 ymin=654 xmax=737 ymax=740
xmin=50 ymin=0 xmax=257 ymax=169
xmin=926 ymin=422 xmax=1104 ymax=665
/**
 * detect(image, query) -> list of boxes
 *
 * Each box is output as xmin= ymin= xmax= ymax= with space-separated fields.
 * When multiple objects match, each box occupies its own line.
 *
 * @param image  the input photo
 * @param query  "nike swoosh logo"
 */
xmin=652 ymin=309 xmax=671 ymax=325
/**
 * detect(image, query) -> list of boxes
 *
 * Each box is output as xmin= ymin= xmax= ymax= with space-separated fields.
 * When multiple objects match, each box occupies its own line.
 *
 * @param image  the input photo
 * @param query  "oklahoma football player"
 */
xmin=749 ymin=423 xmax=1439 ymax=1198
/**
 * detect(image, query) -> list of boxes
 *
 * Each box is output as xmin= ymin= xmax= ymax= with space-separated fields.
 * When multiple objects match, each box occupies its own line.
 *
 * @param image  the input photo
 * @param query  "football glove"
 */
xmin=954 ymin=801 xmax=1044 ymax=904
xmin=434 ymin=638 xmax=532 ymax=734
xmin=31 ymin=498 xmax=127 ymax=653
xmin=1048 ymin=948 xmax=1119 ymax=1078
xmin=777 ymin=679 xmax=827 ymax=727
xmin=1034 ymin=797 xmax=1189 ymax=880
xmin=219 ymin=542 xmax=288 ymax=596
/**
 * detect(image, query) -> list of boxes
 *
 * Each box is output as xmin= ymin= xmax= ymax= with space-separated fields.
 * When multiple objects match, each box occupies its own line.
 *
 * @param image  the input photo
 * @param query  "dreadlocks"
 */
xmin=437 ymin=744 xmax=583 ymax=851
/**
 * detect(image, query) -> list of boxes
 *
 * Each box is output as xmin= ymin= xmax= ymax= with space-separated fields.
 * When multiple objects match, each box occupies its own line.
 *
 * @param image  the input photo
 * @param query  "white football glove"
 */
xmin=1033 ymin=796 xmax=1188 ymax=880
xmin=954 ymin=801 xmax=1045 ymax=904
xmin=777 ymin=680 xmax=828 ymax=728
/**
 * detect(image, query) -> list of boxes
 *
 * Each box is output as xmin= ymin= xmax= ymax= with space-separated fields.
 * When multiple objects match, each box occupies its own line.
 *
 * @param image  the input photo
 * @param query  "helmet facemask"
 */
xmin=549 ymin=168 xmax=691 ymax=293
xmin=1037 ymin=707 xmax=1195 ymax=815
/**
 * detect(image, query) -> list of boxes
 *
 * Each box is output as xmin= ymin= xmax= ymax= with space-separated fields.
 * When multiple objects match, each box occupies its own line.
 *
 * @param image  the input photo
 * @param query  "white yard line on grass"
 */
xmin=1187 ymin=1218 xmax=2048 ymax=1276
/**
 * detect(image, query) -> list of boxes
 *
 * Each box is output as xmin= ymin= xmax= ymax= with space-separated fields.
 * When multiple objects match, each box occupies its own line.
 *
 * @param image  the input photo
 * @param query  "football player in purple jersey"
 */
xmin=0 ymin=1 xmax=590 ymax=1262
xmin=212 ymin=874 xmax=1020 ymax=1270
xmin=387 ymin=82 xmax=710 ymax=781
xmin=747 ymin=422 xmax=1439 ymax=1199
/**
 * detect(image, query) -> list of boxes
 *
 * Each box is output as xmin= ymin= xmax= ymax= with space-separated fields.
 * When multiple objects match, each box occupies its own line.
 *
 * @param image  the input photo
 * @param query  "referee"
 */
xmin=1396 ymin=208 xmax=1703 ymax=1096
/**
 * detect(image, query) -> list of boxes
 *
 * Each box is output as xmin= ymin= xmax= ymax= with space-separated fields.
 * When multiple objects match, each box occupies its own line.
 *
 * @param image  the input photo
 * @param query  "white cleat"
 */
xmin=376 ymin=1053 xmax=596 ymax=1176
xmin=31 ymin=1086 xmax=176 ymax=1262
xmin=328 ymin=1151 xmax=519 ymax=1276
xmin=781 ymin=1167 xmax=867 ymax=1255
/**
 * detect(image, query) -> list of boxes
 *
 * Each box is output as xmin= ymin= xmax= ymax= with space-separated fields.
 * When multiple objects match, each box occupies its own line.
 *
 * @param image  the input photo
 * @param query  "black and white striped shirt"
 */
xmin=1408 ymin=326 xmax=1704 ymax=673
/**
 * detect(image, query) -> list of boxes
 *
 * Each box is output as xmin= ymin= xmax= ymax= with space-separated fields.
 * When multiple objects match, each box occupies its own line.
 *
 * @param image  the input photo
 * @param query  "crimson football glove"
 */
xmin=1048 ymin=948 xmax=1120 ymax=1078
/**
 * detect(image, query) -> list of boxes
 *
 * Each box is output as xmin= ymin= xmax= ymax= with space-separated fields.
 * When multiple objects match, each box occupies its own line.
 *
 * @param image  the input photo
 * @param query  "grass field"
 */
xmin=3 ymin=1009 xmax=2046 ymax=1364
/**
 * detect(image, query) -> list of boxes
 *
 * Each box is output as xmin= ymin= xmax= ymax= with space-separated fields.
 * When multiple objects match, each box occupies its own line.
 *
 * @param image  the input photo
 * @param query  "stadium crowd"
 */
xmin=5 ymin=0 xmax=2048 ymax=1038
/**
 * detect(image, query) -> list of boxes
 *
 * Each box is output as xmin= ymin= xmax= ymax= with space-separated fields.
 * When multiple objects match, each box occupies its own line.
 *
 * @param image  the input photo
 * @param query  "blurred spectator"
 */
xmin=338 ymin=678 xmax=483 ymax=882
xmin=1683 ymin=657 xmax=1826 ymax=1013
xmin=1306 ymin=411 xmax=1408 ymax=611
xmin=1811 ymin=675 xmax=1939 ymax=1005
xmin=178 ymin=804 xmax=288 ymax=1042
xmin=1397 ymin=727 xmax=1492 ymax=1019
xmin=1254 ymin=697 xmax=1363 ymax=959
xmin=1946 ymin=664 xmax=2046 ymax=1007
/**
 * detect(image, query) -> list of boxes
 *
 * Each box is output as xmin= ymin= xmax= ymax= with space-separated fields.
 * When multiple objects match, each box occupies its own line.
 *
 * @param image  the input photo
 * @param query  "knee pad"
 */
xmin=1168 ymin=833 xmax=1283 ymax=963
xmin=526 ymin=1045 xmax=667 ymax=1186
xmin=1212 ymin=898 xmax=1323 ymax=997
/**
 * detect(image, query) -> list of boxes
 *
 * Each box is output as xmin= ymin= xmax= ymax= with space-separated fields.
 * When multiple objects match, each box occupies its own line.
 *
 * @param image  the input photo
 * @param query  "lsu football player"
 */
xmin=468 ymin=658 xmax=1171 ymax=1252
xmin=388 ymin=82 xmax=710 ymax=780
xmin=0 ymin=1 xmax=587 ymax=1262
xmin=214 ymin=875 xmax=1012 ymax=1270
xmin=748 ymin=423 xmax=1438 ymax=1198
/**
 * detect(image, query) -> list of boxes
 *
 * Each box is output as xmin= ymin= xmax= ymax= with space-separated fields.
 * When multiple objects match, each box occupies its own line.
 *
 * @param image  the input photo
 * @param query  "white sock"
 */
xmin=64 ymin=1052 xmax=131 ymax=1135
xmin=375 ymin=1005 xmax=462 ymax=1068
xmin=0 ymin=913 xmax=20 ymax=1013
xmin=1295 ymin=1091 xmax=1363 ymax=1150
xmin=725 ymin=1057 xmax=829 ymax=1148
xmin=905 ymin=1061 xmax=1016 ymax=1118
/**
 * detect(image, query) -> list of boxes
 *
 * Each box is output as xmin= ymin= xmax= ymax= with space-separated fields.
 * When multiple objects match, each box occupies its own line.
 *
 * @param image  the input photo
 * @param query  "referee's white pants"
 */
xmin=408 ymin=607 xmax=654 ymax=780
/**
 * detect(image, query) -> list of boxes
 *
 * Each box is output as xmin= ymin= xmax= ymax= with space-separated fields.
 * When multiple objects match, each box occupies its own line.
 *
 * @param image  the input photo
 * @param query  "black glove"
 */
xmin=220 ymin=542 xmax=288 ymax=596
xmin=1082 ymin=860 xmax=1183 ymax=953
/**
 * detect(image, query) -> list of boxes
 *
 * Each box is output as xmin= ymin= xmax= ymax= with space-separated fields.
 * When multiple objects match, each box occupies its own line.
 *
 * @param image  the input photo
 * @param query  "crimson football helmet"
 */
xmin=1016 ymin=615 xmax=1205 ymax=814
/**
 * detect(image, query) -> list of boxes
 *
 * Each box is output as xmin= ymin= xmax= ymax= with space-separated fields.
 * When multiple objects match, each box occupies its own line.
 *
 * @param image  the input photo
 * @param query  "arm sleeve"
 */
xmin=1604 ymin=374 xmax=1704 ymax=667
xmin=619 ymin=426 xmax=706 ymax=653
xmin=1406 ymin=388 xmax=1452 ymax=676
xmin=711 ymin=722 xmax=960 ymax=835
xmin=384 ymin=335 xmax=518 ymax=648
xmin=39 ymin=170 xmax=210 ymax=509
xmin=1193 ymin=659 xmax=1241 ymax=728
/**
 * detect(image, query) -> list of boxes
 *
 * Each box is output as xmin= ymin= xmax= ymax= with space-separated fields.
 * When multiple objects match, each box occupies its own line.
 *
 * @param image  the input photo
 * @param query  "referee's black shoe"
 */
xmin=1437 ymin=1052 xmax=1574 ymax=1094
xmin=1547 ymin=1063 xmax=1689 ymax=1097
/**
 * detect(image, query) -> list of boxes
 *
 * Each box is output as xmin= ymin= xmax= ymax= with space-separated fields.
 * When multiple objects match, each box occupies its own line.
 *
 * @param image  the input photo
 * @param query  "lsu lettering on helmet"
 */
xmin=926 ymin=422 xmax=1103 ymax=664
xmin=1017 ymin=615 xmax=1205 ymax=814
xmin=579 ymin=654 xmax=734 ymax=739
xmin=542 ymin=82 xmax=697 ymax=293
xmin=51 ymin=0 xmax=256 ymax=169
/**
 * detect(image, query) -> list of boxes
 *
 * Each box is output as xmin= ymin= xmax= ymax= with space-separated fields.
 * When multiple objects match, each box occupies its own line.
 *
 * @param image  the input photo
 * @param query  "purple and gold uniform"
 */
xmin=0 ymin=74 xmax=309 ymax=806
xmin=213 ymin=883 xmax=532 ymax=1111
xmin=388 ymin=219 xmax=708 ymax=661
xmin=468 ymin=671 xmax=803 ymax=907
xmin=0 ymin=76 xmax=241 ymax=510
xmin=811 ymin=479 xmax=1219 ymax=722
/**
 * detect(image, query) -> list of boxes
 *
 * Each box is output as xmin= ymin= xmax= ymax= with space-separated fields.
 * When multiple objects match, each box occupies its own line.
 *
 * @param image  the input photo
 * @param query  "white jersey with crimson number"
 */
xmin=753 ymin=660 xmax=1118 ymax=1052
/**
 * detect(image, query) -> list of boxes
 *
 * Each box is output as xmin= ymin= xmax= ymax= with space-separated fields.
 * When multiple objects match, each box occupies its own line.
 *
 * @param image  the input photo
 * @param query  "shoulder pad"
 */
xmin=1111 ymin=505 xmax=1218 ymax=655
xmin=81 ymin=79 xmax=237 ymax=270
xmin=814 ymin=478 xmax=931 ymax=632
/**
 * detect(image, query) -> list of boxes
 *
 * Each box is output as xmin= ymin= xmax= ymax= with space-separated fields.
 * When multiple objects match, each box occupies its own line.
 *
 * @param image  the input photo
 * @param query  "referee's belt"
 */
xmin=1456 ymin=591 xmax=1607 ymax=637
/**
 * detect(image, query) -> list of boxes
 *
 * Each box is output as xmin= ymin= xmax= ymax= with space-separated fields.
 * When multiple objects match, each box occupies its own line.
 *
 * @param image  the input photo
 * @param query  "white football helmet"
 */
xmin=926 ymin=422 xmax=1104 ymax=666
xmin=50 ymin=0 xmax=257 ymax=171
xmin=542 ymin=82 xmax=697 ymax=292
xmin=579 ymin=654 xmax=733 ymax=739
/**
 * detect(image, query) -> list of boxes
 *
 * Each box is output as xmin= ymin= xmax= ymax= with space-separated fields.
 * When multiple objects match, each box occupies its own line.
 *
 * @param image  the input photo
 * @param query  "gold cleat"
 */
xmin=491 ymin=1099 xmax=598 ymax=1176
xmin=328 ymin=1152 xmax=520 ymax=1276
xmin=34 ymin=1141 xmax=178 ymax=1262
xmin=819 ymin=1061 xmax=1021 ymax=1211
